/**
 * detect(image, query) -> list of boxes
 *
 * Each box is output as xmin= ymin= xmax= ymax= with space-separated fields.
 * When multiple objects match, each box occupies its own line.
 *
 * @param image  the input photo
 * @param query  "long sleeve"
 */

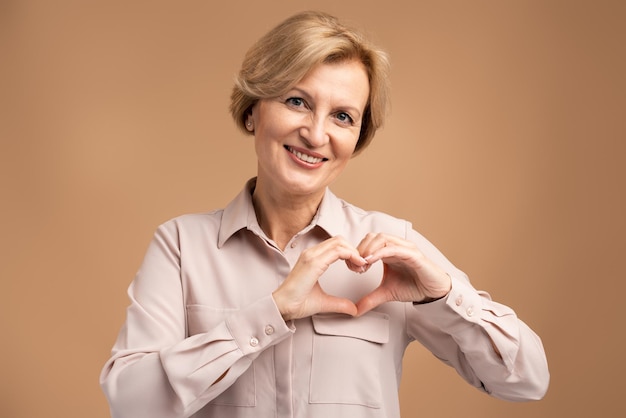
xmin=404 ymin=226 xmax=550 ymax=401
xmin=99 ymin=224 xmax=294 ymax=418
xmin=101 ymin=185 xmax=550 ymax=418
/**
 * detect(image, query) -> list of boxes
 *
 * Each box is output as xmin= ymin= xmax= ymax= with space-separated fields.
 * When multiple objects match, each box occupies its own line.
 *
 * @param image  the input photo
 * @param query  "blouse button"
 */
xmin=264 ymin=325 xmax=275 ymax=335
xmin=466 ymin=306 xmax=474 ymax=317
xmin=455 ymin=295 xmax=463 ymax=306
xmin=290 ymin=241 xmax=297 ymax=248
xmin=249 ymin=337 xmax=259 ymax=347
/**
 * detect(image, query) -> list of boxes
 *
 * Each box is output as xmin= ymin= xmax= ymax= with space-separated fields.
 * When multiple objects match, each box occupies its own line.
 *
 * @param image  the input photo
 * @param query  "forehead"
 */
xmin=292 ymin=60 xmax=370 ymax=110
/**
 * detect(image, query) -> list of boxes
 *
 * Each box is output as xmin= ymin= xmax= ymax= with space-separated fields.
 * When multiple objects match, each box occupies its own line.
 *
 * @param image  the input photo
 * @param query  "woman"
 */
xmin=100 ymin=11 xmax=549 ymax=418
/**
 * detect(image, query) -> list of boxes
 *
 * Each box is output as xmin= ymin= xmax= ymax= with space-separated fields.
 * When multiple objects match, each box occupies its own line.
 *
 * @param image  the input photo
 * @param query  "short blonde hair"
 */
xmin=229 ymin=11 xmax=390 ymax=154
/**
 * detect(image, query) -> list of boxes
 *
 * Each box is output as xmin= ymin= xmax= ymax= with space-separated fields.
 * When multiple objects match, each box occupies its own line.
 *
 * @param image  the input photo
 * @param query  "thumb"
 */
xmin=319 ymin=295 xmax=358 ymax=317
xmin=355 ymin=287 xmax=390 ymax=316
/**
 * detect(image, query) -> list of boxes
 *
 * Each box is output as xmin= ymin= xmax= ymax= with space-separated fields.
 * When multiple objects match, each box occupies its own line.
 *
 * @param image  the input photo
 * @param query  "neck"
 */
xmin=251 ymin=178 xmax=325 ymax=250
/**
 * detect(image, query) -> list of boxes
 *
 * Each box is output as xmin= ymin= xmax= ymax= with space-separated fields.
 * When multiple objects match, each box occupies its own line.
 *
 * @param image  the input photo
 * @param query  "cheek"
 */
xmin=336 ymin=133 xmax=360 ymax=159
xmin=258 ymin=112 xmax=300 ymax=141
xmin=254 ymin=121 xmax=282 ymax=150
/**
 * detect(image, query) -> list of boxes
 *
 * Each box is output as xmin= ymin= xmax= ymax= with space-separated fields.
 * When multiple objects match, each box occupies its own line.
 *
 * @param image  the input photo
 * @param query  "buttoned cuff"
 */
xmin=225 ymin=294 xmax=295 ymax=357
xmin=411 ymin=276 xmax=484 ymax=333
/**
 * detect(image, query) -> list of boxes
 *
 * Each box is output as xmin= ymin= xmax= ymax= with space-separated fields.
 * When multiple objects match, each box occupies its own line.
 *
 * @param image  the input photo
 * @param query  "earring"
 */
xmin=246 ymin=120 xmax=253 ymax=131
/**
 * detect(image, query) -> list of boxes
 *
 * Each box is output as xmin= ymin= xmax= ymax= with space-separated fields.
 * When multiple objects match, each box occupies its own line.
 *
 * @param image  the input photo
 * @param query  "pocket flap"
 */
xmin=311 ymin=311 xmax=389 ymax=344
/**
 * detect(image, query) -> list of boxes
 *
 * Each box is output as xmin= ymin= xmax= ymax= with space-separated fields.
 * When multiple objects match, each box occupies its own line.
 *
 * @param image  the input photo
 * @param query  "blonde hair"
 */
xmin=229 ymin=11 xmax=390 ymax=154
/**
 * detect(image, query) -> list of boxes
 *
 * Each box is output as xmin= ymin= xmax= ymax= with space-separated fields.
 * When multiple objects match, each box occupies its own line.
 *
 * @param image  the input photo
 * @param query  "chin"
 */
xmin=283 ymin=175 xmax=329 ymax=195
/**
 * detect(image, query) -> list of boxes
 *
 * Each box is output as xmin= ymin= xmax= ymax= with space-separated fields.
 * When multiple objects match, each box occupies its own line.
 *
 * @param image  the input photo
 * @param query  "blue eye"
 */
xmin=336 ymin=112 xmax=354 ymax=124
xmin=286 ymin=97 xmax=304 ymax=107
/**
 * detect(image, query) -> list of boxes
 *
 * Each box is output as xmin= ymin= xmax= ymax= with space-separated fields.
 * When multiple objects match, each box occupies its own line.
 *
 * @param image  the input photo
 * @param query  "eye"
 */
xmin=336 ymin=111 xmax=354 ymax=125
xmin=286 ymin=97 xmax=305 ymax=107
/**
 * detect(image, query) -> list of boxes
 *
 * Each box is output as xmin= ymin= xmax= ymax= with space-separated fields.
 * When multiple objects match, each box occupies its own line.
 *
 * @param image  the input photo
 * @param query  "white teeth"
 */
xmin=288 ymin=147 xmax=323 ymax=164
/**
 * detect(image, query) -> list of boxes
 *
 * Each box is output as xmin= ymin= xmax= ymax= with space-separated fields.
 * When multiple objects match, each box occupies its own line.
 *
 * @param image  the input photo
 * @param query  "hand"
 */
xmin=272 ymin=236 xmax=368 ymax=321
xmin=355 ymin=233 xmax=451 ymax=316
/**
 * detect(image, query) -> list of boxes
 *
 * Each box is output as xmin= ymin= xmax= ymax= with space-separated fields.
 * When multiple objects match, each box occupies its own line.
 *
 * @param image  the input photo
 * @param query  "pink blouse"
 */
xmin=100 ymin=178 xmax=549 ymax=418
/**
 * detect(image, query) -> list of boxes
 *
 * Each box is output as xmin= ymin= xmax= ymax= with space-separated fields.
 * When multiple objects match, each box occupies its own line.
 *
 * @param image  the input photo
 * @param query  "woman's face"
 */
xmin=249 ymin=59 xmax=370 ymax=199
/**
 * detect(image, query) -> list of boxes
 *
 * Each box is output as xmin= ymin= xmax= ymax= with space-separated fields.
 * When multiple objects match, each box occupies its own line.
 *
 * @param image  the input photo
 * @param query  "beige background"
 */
xmin=1 ymin=0 xmax=624 ymax=417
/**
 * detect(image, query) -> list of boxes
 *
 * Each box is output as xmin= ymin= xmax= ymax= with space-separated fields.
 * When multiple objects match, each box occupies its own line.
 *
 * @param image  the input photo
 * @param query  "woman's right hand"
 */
xmin=272 ymin=236 xmax=368 ymax=321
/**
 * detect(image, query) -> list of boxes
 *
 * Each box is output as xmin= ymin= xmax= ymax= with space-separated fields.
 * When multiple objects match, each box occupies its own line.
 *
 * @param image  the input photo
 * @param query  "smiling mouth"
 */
xmin=285 ymin=146 xmax=328 ymax=164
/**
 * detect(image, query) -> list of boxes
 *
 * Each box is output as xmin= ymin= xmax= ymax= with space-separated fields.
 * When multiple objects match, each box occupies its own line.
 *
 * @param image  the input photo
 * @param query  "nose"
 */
xmin=300 ymin=114 xmax=329 ymax=148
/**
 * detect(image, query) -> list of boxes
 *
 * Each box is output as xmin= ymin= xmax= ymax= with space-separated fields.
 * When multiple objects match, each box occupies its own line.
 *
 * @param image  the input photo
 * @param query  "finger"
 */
xmin=293 ymin=241 xmax=352 ymax=278
xmin=287 ymin=238 xmax=368 ymax=298
xmin=365 ymin=235 xmax=423 ymax=266
xmin=357 ymin=233 xmax=408 ymax=260
xmin=317 ymin=236 xmax=367 ymax=263
xmin=362 ymin=243 xmax=413 ymax=267
xmin=355 ymin=232 xmax=381 ymax=257
xmin=345 ymin=258 xmax=368 ymax=273
xmin=354 ymin=286 xmax=391 ymax=316
xmin=319 ymin=295 xmax=358 ymax=317
xmin=344 ymin=248 xmax=370 ymax=272
xmin=311 ymin=236 xmax=367 ymax=273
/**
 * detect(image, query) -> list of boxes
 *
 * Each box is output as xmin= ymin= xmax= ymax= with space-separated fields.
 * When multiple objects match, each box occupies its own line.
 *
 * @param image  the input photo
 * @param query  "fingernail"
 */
xmin=364 ymin=255 xmax=374 ymax=262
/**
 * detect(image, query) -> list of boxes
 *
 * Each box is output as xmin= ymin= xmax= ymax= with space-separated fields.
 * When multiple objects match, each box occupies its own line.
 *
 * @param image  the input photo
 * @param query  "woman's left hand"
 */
xmin=355 ymin=233 xmax=452 ymax=316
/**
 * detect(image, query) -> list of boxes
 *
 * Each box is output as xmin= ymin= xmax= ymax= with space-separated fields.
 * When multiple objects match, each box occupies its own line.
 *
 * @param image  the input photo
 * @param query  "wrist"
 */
xmin=272 ymin=290 xmax=296 ymax=321
xmin=413 ymin=293 xmax=447 ymax=305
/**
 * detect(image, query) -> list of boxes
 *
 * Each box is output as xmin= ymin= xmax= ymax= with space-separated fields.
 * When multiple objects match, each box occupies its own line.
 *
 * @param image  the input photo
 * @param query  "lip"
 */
xmin=284 ymin=145 xmax=328 ymax=167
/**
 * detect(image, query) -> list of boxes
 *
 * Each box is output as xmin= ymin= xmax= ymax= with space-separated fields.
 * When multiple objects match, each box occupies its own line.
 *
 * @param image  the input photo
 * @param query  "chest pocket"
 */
xmin=309 ymin=311 xmax=389 ymax=408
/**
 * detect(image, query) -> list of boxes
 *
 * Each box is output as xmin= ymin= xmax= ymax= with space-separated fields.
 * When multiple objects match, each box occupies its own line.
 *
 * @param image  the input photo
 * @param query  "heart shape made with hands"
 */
xmin=342 ymin=248 xmax=426 ymax=316
xmin=273 ymin=234 xmax=451 ymax=320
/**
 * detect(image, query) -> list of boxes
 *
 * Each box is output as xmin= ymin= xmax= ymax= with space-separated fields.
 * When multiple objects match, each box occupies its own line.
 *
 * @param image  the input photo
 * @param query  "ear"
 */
xmin=245 ymin=109 xmax=255 ymax=132
xmin=245 ymin=117 xmax=254 ymax=132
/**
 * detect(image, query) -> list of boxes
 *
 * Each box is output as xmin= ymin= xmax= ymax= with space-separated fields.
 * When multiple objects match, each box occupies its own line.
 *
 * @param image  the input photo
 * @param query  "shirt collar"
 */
xmin=218 ymin=178 xmax=346 ymax=248
xmin=314 ymin=185 xmax=345 ymax=238
xmin=218 ymin=178 xmax=260 ymax=248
